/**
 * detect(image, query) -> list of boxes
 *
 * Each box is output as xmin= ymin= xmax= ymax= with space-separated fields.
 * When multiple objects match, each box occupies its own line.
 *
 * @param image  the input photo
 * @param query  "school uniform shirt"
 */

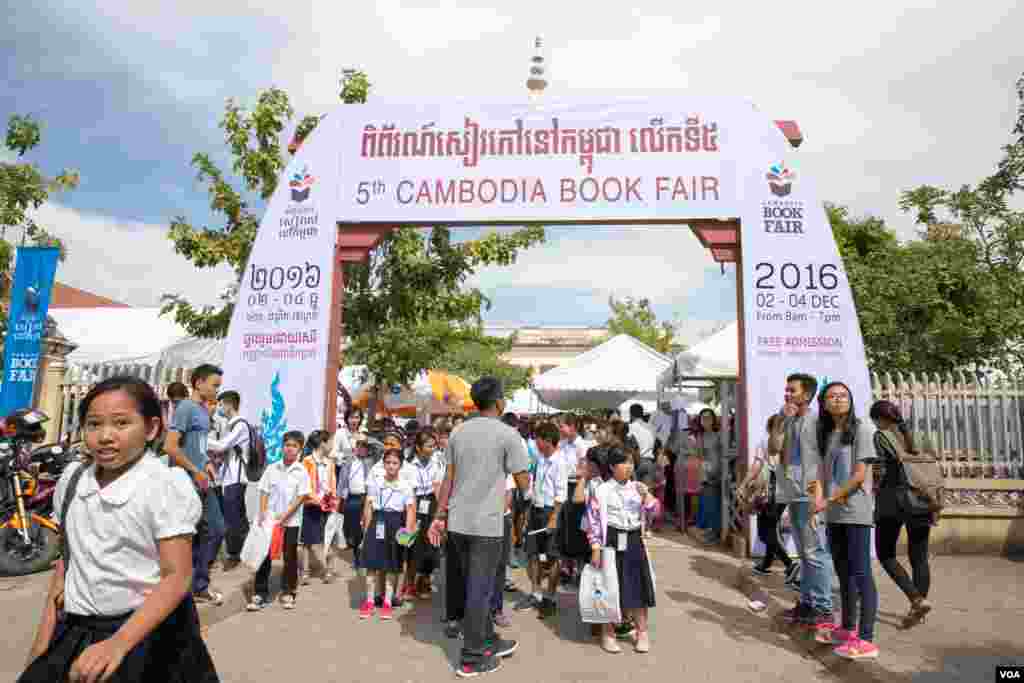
xmin=531 ymin=454 xmax=568 ymax=508
xmin=586 ymin=479 xmax=657 ymax=547
xmin=334 ymin=425 xmax=356 ymax=461
xmin=367 ymin=478 xmax=415 ymax=512
xmin=629 ymin=420 xmax=656 ymax=461
xmin=556 ymin=436 xmax=585 ymax=482
xmin=258 ymin=459 xmax=312 ymax=529
xmin=369 ymin=459 xmax=390 ymax=488
xmin=823 ymin=421 xmax=876 ymax=526
xmin=207 ymin=417 xmax=250 ymax=486
xmin=402 ymin=456 xmax=443 ymax=497
xmin=337 ymin=456 xmax=367 ymax=498
xmin=54 ymin=455 xmax=202 ymax=617
xmin=303 ymin=453 xmax=334 ymax=500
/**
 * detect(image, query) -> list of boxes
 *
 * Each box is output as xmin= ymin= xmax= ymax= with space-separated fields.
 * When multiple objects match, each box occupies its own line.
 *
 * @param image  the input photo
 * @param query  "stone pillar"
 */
xmin=35 ymin=319 xmax=77 ymax=443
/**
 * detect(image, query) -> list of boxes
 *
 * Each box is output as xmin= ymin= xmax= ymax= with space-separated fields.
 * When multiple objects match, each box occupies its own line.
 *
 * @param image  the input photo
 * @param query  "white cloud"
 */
xmin=31 ymin=202 xmax=236 ymax=308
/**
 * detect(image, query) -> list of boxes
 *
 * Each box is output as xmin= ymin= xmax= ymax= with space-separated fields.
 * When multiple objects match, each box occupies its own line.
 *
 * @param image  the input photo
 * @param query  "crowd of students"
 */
xmin=18 ymin=366 xmax=938 ymax=680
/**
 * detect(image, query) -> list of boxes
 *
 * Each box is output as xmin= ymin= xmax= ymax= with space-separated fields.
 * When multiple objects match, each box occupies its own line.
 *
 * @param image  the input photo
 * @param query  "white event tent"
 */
xmin=49 ymin=308 xmax=194 ymax=366
xmin=531 ymin=334 xmax=673 ymax=411
xmin=659 ymin=321 xmax=739 ymax=391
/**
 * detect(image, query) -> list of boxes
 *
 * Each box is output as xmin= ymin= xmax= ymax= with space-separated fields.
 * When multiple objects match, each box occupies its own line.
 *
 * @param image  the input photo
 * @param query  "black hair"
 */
xmin=218 ymin=390 xmax=240 ymax=411
xmin=167 ymin=382 xmax=189 ymax=401
xmin=80 ymin=375 xmax=164 ymax=445
xmin=190 ymin=364 xmax=223 ymax=389
xmin=470 ymin=376 xmax=504 ymax=411
xmin=502 ymin=412 xmax=519 ymax=428
xmin=282 ymin=430 xmax=305 ymax=448
xmin=817 ymin=382 xmax=859 ymax=455
xmin=629 ymin=403 xmax=644 ymax=420
xmin=694 ymin=408 xmax=720 ymax=434
xmin=870 ymin=400 xmax=917 ymax=454
xmin=346 ymin=407 xmax=364 ymax=425
xmin=405 ymin=419 xmax=420 ymax=435
xmin=414 ymin=429 xmax=436 ymax=452
xmin=786 ymin=373 xmax=819 ymax=401
xmin=557 ymin=413 xmax=583 ymax=435
xmin=305 ymin=430 xmax=330 ymax=453
xmin=605 ymin=445 xmax=629 ymax=469
xmin=586 ymin=445 xmax=611 ymax=481
xmin=534 ymin=422 xmax=560 ymax=446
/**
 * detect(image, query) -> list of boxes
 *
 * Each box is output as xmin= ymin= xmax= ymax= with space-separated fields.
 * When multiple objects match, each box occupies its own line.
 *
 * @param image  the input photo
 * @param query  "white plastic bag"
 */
xmin=241 ymin=520 xmax=273 ymax=572
xmin=323 ymin=512 xmax=344 ymax=548
xmin=578 ymin=548 xmax=621 ymax=624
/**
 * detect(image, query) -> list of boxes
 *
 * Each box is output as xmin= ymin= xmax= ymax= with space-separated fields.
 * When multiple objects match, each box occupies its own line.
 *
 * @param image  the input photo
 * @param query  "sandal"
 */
xmin=634 ymin=630 xmax=651 ymax=653
xmin=901 ymin=598 xmax=931 ymax=628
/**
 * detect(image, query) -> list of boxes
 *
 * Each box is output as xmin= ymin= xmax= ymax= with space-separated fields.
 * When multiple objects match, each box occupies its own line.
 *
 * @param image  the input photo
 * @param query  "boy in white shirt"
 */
xmin=249 ymin=431 xmax=311 ymax=611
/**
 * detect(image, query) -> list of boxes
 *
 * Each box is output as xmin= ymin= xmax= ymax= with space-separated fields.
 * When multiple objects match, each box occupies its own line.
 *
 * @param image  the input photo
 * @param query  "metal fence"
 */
xmin=871 ymin=371 xmax=1024 ymax=479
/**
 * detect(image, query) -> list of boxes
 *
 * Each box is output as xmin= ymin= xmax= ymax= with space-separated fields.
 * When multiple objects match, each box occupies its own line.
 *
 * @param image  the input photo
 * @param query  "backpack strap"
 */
xmin=59 ymin=463 xmax=89 ymax=576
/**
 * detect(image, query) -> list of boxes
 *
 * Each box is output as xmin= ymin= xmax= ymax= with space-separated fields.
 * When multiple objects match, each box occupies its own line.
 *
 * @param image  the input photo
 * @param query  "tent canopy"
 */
xmin=532 ymin=334 xmax=671 ymax=411
xmin=49 ymin=308 xmax=191 ymax=365
xmin=660 ymin=321 xmax=738 ymax=390
xmin=505 ymin=387 xmax=556 ymax=415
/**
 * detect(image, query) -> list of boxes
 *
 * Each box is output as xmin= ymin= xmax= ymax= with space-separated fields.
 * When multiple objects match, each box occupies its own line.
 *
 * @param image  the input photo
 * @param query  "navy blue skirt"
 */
xmin=558 ymin=481 xmax=590 ymax=559
xmin=300 ymin=505 xmax=325 ymax=545
xmin=605 ymin=527 xmax=656 ymax=610
xmin=411 ymin=494 xmax=439 ymax=574
xmin=343 ymin=494 xmax=365 ymax=549
xmin=18 ymin=596 xmax=218 ymax=683
xmin=361 ymin=509 xmax=405 ymax=572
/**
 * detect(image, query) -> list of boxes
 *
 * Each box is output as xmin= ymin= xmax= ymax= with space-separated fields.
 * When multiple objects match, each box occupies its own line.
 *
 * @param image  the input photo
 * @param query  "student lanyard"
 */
xmin=536 ymin=459 xmax=552 ymax=504
xmin=379 ymin=484 xmax=397 ymax=511
xmin=416 ymin=459 xmax=433 ymax=495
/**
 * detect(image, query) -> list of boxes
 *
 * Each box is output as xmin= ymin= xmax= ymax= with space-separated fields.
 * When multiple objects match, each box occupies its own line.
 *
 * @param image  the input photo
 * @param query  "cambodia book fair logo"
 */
xmin=289 ymin=165 xmax=315 ymax=203
xmin=766 ymin=162 xmax=796 ymax=197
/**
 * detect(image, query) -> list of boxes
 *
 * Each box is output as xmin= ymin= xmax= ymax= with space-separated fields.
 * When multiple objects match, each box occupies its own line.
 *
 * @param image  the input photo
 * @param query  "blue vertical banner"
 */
xmin=0 ymin=247 xmax=60 ymax=416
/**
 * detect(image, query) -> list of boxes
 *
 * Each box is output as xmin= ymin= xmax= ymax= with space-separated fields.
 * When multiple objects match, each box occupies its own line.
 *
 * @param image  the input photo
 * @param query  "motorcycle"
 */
xmin=0 ymin=409 xmax=77 ymax=576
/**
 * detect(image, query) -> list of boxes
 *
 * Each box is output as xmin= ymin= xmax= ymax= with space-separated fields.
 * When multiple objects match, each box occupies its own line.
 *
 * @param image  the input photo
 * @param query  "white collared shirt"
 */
xmin=369 ymin=458 xmax=390 ymax=488
xmin=557 ymin=436 xmax=585 ymax=482
xmin=629 ymin=420 xmax=656 ymax=460
xmin=208 ymin=417 xmax=250 ymax=485
xmin=403 ymin=455 xmax=443 ymax=497
xmin=531 ymin=455 xmax=568 ymax=508
xmin=604 ymin=479 xmax=644 ymax=530
xmin=55 ymin=456 xmax=201 ymax=617
xmin=258 ymin=458 xmax=312 ymax=528
xmin=367 ymin=477 xmax=414 ymax=512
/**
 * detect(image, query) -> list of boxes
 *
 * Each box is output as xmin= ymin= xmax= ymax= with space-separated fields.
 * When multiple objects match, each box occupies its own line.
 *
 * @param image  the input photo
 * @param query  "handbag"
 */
xmin=578 ymin=548 xmax=622 ymax=624
xmin=875 ymin=430 xmax=944 ymax=517
xmin=269 ymin=524 xmax=285 ymax=560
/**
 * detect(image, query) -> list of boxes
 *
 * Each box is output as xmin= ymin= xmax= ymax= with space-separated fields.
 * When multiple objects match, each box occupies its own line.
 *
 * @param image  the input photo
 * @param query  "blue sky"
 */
xmin=4 ymin=0 xmax=1021 ymax=342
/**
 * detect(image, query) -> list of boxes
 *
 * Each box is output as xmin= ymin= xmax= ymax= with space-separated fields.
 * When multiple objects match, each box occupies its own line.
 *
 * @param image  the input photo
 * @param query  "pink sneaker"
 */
xmin=379 ymin=601 xmax=394 ymax=620
xmin=834 ymin=637 xmax=879 ymax=660
xmin=816 ymin=626 xmax=854 ymax=645
xmin=359 ymin=600 xmax=375 ymax=619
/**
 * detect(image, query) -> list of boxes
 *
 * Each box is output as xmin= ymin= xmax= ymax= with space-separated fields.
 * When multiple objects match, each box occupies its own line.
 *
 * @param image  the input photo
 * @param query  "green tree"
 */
xmin=165 ymin=72 xmax=545 ymax=389
xmin=1 ymin=114 xmax=76 ymax=284
xmin=895 ymin=71 xmax=1024 ymax=372
xmin=434 ymin=334 xmax=532 ymax=398
xmin=597 ymin=295 xmax=676 ymax=354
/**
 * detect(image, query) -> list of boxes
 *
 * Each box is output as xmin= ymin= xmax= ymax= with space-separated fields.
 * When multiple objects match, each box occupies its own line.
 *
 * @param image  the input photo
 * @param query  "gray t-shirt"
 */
xmin=774 ymin=414 xmax=819 ymax=504
xmin=823 ymin=421 xmax=875 ymax=526
xmin=169 ymin=399 xmax=210 ymax=470
xmin=446 ymin=416 xmax=530 ymax=538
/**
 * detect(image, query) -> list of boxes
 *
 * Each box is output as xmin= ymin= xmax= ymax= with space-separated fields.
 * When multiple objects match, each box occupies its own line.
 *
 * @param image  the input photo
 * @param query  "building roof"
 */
xmin=50 ymin=283 xmax=130 ymax=309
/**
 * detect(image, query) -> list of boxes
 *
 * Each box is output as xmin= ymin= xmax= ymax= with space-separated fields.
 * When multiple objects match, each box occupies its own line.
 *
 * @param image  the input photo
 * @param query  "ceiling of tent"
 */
xmin=532 ymin=334 xmax=671 ymax=411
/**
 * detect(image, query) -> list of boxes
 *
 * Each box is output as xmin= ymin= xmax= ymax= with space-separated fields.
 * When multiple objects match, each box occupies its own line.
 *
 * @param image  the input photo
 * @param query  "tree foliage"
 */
xmin=597 ymin=295 xmax=676 ymax=354
xmin=165 ymin=72 xmax=545 ymax=388
xmin=433 ymin=334 xmax=532 ymax=398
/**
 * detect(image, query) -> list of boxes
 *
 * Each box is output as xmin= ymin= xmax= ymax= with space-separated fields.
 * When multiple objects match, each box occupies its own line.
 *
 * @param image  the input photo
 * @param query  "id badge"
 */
xmin=617 ymin=532 xmax=628 ymax=552
xmin=539 ymin=553 xmax=547 ymax=563
xmin=419 ymin=499 xmax=431 ymax=515
xmin=376 ymin=522 xmax=386 ymax=540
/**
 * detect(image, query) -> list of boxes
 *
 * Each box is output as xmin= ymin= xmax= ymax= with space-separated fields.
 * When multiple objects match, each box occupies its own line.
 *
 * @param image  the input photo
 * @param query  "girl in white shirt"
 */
xmin=586 ymin=446 xmax=659 ymax=655
xmin=401 ymin=430 xmax=443 ymax=601
xmin=359 ymin=448 xmax=415 ymax=621
xmin=21 ymin=376 xmax=216 ymax=683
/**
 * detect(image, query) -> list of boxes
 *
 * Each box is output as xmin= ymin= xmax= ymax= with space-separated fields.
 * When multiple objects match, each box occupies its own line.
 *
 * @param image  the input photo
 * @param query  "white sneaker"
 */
xmin=281 ymin=594 xmax=296 ymax=610
xmin=246 ymin=595 xmax=267 ymax=612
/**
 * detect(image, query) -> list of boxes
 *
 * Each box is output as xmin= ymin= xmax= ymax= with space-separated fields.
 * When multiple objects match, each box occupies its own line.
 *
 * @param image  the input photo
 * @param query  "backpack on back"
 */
xmin=230 ymin=418 xmax=268 ymax=483
xmin=876 ymin=430 xmax=945 ymax=516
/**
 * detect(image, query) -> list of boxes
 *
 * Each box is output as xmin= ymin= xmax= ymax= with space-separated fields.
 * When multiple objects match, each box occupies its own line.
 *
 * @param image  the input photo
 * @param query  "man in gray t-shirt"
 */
xmin=447 ymin=416 xmax=530 ymax=538
xmin=429 ymin=377 xmax=529 ymax=675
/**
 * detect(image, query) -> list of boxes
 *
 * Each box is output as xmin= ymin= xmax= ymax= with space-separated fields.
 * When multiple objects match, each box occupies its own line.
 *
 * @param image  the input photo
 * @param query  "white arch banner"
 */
xmin=222 ymin=97 xmax=870 ymax=469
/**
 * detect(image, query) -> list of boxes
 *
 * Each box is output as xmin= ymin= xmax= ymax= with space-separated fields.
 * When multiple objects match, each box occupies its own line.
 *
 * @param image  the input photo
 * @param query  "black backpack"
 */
xmin=230 ymin=418 xmax=268 ymax=483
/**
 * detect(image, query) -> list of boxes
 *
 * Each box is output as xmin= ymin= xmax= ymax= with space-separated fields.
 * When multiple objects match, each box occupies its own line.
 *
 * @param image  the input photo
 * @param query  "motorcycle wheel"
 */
xmin=0 ymin=518 xmax=60 ymax=576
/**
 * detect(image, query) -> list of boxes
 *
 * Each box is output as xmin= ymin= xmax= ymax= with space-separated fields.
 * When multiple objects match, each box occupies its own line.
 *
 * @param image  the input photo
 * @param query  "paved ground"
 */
xmin=4 ymin=531 xmax=1022 ymax=682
